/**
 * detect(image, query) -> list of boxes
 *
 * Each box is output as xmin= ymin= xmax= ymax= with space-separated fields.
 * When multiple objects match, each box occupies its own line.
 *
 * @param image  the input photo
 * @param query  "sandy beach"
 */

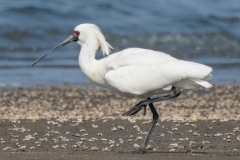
xmin=0 ymin=84 xmax=240 ymax=160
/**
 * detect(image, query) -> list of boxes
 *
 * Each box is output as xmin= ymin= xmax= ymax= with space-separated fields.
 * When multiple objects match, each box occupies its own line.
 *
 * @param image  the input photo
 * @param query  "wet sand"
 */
xmin=0 ymin=84 xmax=240 ymax=159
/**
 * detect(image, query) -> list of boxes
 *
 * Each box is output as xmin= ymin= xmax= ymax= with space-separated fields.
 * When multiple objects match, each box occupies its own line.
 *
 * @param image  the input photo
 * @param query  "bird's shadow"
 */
xmin=118 ymin=150 xmax=208 ymax=156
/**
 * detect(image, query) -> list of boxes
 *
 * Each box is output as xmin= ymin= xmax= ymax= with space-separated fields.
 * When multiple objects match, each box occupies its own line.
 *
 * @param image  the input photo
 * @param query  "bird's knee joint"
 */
xmin=153 ymin=115 xmax=159 ymax=121
xmin=172 ymin=88 xmax=181 ymax=97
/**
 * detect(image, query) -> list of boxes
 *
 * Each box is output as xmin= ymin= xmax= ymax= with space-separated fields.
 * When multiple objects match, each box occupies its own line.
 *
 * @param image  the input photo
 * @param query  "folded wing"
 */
xmin=104 ymin=48 xmax=212 ymax=96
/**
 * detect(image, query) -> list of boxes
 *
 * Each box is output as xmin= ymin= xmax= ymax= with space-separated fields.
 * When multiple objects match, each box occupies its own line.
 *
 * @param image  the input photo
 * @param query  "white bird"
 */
xmin=32 ymin=23 xmax=212 ymax=154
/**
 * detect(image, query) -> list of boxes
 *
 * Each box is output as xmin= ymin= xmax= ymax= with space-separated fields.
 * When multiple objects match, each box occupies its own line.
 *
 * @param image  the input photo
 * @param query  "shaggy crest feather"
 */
xmin=91 ymin=25 xmax=113 ymax=57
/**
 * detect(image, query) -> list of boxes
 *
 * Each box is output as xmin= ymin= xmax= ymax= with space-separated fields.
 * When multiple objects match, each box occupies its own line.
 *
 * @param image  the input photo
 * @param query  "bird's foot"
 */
xmin=139 ymin=148 xmax=146 ymax=154
xmin=130 ymin=148 xmax=146 ymax=154
xmin=122 ymin=101 xmax=147 ymax=116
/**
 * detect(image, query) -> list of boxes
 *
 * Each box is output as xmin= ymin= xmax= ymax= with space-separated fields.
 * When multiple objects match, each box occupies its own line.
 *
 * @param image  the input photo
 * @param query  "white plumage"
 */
xmin=75 ymin=24 xmax=212 ymax=98
xmin=32 ymin=23 xmax=213 ymax=154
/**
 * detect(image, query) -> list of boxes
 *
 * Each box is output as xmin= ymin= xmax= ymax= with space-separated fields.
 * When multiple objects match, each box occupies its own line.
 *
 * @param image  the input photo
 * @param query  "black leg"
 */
xmin=143 ymin=106 xmax=147 ymax=116
xmin=122 ymin=87 xmax=181 ymax=116
xmin=139 ymin=102 xmax=159 ymax=154
xmin=122 ymin=87 xmax=182 ymax=154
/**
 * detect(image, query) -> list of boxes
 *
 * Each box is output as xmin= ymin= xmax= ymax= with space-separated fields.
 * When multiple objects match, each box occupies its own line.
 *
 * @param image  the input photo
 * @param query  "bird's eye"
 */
xmin=74 ymin=31 xmax=80 ymax=36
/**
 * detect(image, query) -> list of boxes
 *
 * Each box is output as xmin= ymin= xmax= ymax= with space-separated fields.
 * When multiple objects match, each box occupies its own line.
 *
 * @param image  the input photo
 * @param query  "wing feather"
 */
xmin=103 ymin=48 xmax=212 ymax=96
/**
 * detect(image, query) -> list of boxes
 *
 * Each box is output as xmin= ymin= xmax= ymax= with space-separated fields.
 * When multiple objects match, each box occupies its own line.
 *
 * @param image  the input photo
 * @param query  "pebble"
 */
xmin=189 ymin=141 xmax=195 ymax=146
xmin=204 ymin=134 xmax=211 ymax=137
xmin=92 ymin=124 xmax=98 ymax=128
xmin=168 ymin=143 xmax=179 ymax=148
xmin=30 ymin=147 xmax=35 ymax=150
xmin=100 ymin=138 xmax=108 ymax=141
xmin=127 ymin=139 xmax=133 ymax=142
xmin=214 ymin=133 xmax=223 ymax=137
xmin=111 ymin=127 xmax=117 ymax=131
xmin=169 ymin=148 xmax=175 ymax=152
xmin=60 ymin=144 xmax=67 ymax=149
xmin=135 ymin=136 xmax=143 ymax=141
xmin=15 ymin=142 xmax=20 ymax=147
xmin=80 ymin=138 xmax=87 ymax=141
xmin=142 ymin=120 xmax=151 ymax=124
xmin=52 ymin=145 xmax=59 ymax=149
xmin=119 ymin=138 xmax=124 ymax=144
xmin=72 ymin=145 xmax=78 ymax=148
xmin=73 ymin=133 xmax=81 ymax=137
xmin=193 ymin=132 xmax=200 ymax=136
xmin=109 ymin=140 xmax=115 ymax=144
xmin=82 ymin=133 xmax=88 ymax=136
xmin=237 ymin=135 xmax=240 ymax=141
xmin=146 ymin=145 xmax=153 ymax=150
xmin=23 ymin=135 xmax=35 ymax=141
xmin=19 ymin=146 xmax=26 ymax=151
xmin=76 ymin=141 xmax=83 ymax=145
xmin=233 ymin=127 xmax=240 ymax=132
xmin=80 ymin=129 xmax=86 ymax=132
xmin=97 ymin=133 xmax=103 ymax=136
xmin=33 ymin=132 xmax=38 ymax=136
xmin=117 ymin=126 xmax=125 ymax=130
xmin=102 ymin=147 xmax=110 ymax=151
xmin=82 ymin=145 xmax=88 ymax=150
xmin=133 ymin=143 xmax=140 ymax=149
xmin=2 ymin=146 xmax=13 ymax=152
xmin=90 ymin=146 xmax=98 ymax=151
xmin=166 ymin=131 xmax=173 ymax=134
xmin=202 ymin=141 xmax=210 ymax=144
xmin=110 ymin=144 xmax=114 ymax=148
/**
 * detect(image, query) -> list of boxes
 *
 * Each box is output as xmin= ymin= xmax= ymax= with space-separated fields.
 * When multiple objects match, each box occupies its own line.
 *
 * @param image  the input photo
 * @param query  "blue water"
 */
xmin=0 ymin=0 xmax=240 ymax=86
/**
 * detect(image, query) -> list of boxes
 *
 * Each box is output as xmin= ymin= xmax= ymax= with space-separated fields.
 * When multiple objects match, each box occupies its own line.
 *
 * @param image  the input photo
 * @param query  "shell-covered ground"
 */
xmin=0 ymin=84 xmax=240 ymax=160
xmin=1 ymin=84 xmax=239 ymax=121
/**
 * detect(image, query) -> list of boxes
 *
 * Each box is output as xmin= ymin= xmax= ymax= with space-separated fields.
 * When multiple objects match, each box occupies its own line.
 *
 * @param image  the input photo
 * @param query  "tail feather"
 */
xmin=170 ymin=60 xmax=213 ymax=89
xmin=188 ymin=78 xmax=212 ymax=89
xmin=173 ymin=74 xmax=212 ymax=89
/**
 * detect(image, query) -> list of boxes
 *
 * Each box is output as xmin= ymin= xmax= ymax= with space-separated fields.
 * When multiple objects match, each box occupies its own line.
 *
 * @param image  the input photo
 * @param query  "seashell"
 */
xmin=2 ymin=146 xmax=13 ymax=152
xmin=90 ymin=146 xmax=98 ymax=151
xmin=133 ymin=143 xmax=140 ymax=149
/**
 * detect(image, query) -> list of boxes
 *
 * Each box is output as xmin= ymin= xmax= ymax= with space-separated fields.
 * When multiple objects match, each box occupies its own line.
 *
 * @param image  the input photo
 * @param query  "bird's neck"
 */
xmin=78 ymin=43 xmax=98 ymax=78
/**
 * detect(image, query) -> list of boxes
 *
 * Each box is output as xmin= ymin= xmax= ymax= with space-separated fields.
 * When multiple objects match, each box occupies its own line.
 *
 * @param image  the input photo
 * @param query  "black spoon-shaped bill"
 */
xmin=32 ymin=33 xmax=78 ymax=67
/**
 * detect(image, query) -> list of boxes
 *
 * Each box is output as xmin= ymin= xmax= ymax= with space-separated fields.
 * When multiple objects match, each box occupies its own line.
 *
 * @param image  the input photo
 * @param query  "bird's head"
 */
xmin=32 ymin=23 xmax=113 ymax=67
xmin=74 ymin=24 xmax=113 ymax=56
